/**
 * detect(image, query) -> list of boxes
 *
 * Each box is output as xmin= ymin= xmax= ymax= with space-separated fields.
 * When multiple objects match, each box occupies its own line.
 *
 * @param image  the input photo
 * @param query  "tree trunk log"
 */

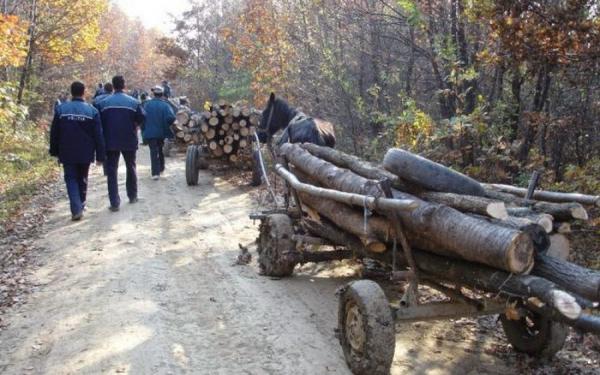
xmin=280 ymin=144 xmax=534 ymax=274
xmin=533 ymin=253 xmax=600 ymax=302
xmin=419 ymin=192 xmax=508 ymax=219
xmin=305 ymin=218 xmax=581 ymax=321
xmin=487 ymin=190 xmax=588 ymax=221
xmin=383 ymin=148 xmax=485 ymax=196
xmin=484 ymin=184 xmax=600 ymax=207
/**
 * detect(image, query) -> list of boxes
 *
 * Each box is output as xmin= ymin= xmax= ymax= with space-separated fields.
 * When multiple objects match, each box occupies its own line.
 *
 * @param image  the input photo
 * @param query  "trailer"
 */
xmin=251 ymin=159 xmax=600 ymax=375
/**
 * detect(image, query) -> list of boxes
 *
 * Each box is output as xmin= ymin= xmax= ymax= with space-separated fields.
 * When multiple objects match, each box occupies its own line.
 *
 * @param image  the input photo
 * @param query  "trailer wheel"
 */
xmin=186 ymin=145 xmax=199 ymax=186
xmin=257 ymin=214 xmax=298 ymax=277
xmin=338 ymin=280 xmax=395 ymax=375
xmin=500 ymin=309 xmax=568 ymax=358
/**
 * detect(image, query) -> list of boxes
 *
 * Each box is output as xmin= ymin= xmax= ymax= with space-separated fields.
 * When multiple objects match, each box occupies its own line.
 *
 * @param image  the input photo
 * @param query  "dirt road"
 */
xmin=0 ymin=148 xmax=595 ymax=374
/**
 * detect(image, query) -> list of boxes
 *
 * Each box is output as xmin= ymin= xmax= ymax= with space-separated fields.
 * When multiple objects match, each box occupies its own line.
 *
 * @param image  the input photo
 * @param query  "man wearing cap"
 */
xmin=50 ymin=81 xmax=106 ymax=221
xmin=96 ymin=75 xmax=145 ymax=211
xmin=142 ymin=86 xmax=176 ymax=179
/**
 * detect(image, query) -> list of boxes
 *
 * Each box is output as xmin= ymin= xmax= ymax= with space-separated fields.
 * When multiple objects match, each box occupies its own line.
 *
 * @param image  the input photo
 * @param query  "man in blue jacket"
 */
xmin=142 ymin=86 xmax=176 ymax=179
xmin=50 ymin=81 xmax=106 ymax=221
xmin=96 ymin=75 xmax=145 ymax=211
xmin=92 ymin=82 xmax=113 ymax=109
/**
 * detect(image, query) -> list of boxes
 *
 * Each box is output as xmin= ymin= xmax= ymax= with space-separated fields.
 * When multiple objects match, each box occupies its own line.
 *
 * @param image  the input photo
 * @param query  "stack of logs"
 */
xmin=173 ymin=100 xmax=259 ymax=163
xmin=276 ymin=143 xmax=600 ymax=325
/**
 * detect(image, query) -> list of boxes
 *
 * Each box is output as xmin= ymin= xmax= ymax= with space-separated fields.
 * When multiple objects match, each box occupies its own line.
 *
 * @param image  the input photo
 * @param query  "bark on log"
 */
xmin=505 ymin=211 xmax=553 ymax=233
xmin=419 ymin=192 xmax=508 ymax=219
xmin=383 ymin=148 xmax=485 ymax=196
xmin=299 ymin=192 xmax=390 ymax=253
xmin=488 ymin=190 xmax=589 ymax=221
xmin=533 ymin=253 xmax=600 ymax=302
xmin=484 ymin=184 xmax=600 ymax=207
xmin=280 ymin=144 xmax=534 ymax=274
xmin=300 ymin=143 xmax=408 ymax=190
xmin=305 ymin=219 xmax=581 ymax=321
xmin=176 ymin=110 xmax=190 ymax=125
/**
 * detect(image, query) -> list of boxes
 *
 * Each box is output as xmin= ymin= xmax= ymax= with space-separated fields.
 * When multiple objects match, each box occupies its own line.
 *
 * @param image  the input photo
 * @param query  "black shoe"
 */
xmin=129 ymin=197 xmax=139 ymax=204
xmin=109 ymin=206 xmax=120 ymax=212
xmin=72 ymin=212 xmax=83 ymax=221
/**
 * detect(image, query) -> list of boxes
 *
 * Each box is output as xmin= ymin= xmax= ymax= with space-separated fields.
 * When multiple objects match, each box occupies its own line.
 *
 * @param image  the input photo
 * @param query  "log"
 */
xmin=206 ymin=129 xmax=216 ymax=140
xmin=239 ymin=119 xmax=247 ymax=127
xmin=279 ymin=144 xmax=534 ymax=274
xmin=213 ymin=145 xmax=224 ymax=157
xmin=240 ymin=127 xmax=249 ymax=137
xmin=553 ymin=222 xmax=571 ymax=234
xmin=306 ymin=218 xmax=582 ymax=321
xmin=300 ymin=143 xmax=406 ymax=189
xmin=546 ymin=234 xmax=570 ymax=260
xmin=176 ymin=110 xmax=190 ymax=125
xmin=419 ymin=192 xmax=508 ymax=219
xmin=201 ymin=123 xmax=209 ymax=133
xmin=209 ymin=117 xmax=220 ymax=126
xmin=505 ymin=211 xmax=553 ymax=233
xmin=484 ymin=184 xmax=600 ymax=207
xmin=239 ymin=139 xmax=248 ymax=148
xmin=383 ymin=148 xmax=485 ymax=196
xmin=222 ymin=123 xmax=230 ymax=131
xmin=299 ymin=192 xmax=390 ymax=253
xmin=183 ymin=134 xmax=192 ymax=142
xmin=224 ymin=144 xmax=233 ymax=154
xmin=533 ymin=253 xmax=600 ymax=302
xmin=209 ymin=141 xmax=218 ymax=150
xmin=487 ymin=190 xmax=589 ymax=221
xmin=275 ymin=164 xmax=418 ymax=213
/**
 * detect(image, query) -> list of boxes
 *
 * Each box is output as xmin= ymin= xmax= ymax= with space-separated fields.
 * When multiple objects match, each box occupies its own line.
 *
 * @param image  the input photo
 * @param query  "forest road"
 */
xmin=0 ymin=147 xmax=517 ymax=375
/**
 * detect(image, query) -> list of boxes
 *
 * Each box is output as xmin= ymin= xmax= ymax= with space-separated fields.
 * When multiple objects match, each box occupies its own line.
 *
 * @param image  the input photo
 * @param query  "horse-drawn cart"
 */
xmin=251 ymin=144 xmax=600 ymax=375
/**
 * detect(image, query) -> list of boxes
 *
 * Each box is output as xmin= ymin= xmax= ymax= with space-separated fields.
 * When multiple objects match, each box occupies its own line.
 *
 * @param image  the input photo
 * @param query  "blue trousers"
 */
xmin=147 ymin=139 xmax=165 ymax=176
xmin=63 ymin=163 xmax=90 ymax=215
xmin=105 ymin=150 xmax=137 ymax=207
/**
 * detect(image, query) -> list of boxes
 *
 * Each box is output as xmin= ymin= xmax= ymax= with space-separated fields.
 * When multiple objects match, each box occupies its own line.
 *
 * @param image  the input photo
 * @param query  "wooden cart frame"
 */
xmin=251 ymin=163 xmax=599 ymax=375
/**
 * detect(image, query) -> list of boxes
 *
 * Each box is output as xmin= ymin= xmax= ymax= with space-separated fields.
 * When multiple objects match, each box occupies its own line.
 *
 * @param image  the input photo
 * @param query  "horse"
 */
xmin=257 ymin=93 xmax=336 ymax=147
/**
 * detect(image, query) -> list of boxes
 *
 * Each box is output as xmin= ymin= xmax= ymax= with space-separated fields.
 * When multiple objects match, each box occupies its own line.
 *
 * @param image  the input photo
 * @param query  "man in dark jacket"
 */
xmin=162 ymin=80 xmax=172 ymax=98
xmin=50 ymin=81 xmax=106 ymax=221
xmin=96 ymin=75 xmax=145 ymax=211
xmin=93 ymin=83 xmax=104 ymax=98
xmin=92 ymin=82 xmax=113 ymax=109
xmin=142 ymin=86 xmax=176 ymax=179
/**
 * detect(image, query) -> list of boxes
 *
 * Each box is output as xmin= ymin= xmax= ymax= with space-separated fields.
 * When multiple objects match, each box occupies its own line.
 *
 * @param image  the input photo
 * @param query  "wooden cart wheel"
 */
xmin=186 ymin=145 xmax=199 ymax=186
xmin=500 ymin=308 xmax=568 ymax=358
xmin=338 ymin=280 xmax=395 ymax=375
xmin=257 ymin=214 xmax=298 ymax=277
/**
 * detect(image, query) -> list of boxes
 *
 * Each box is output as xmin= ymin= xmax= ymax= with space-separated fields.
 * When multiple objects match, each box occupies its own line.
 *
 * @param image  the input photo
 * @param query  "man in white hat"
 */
xmin=141 ymin=86 xmax=176 ymax=179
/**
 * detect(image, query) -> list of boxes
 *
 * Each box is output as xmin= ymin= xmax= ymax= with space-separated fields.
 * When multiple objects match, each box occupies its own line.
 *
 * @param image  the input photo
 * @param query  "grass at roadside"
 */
xmin=0 ymin=123 xmax=59 ymax=226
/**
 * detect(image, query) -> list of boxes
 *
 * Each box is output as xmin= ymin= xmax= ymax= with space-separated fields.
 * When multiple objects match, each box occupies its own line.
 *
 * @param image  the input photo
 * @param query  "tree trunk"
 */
xmin=533 ymin=254 xmax=600 ymax=302
xmin=485 ymin=190 xmax=588 ymax=221
xmin=307 ymin=218 xmax=581 ymax=321
xmin=280 ymin=144 xmax=534 ymax=274
xmin=419 ymin=191 xmax=508 ymax=219
xmin=483 ymin=184 xmax=600 ymax=207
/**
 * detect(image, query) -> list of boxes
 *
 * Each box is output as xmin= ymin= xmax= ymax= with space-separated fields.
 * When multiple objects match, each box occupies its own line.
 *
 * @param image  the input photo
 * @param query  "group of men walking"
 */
xmin=50 ymin=75 xmax=176 ymax=221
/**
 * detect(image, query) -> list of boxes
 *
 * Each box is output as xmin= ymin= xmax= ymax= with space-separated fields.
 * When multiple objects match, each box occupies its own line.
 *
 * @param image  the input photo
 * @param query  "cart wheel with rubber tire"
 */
xmin=338 ymin=280 xmax=396 ymax=375
xmin=257 ymin=214 xmax=298 ymax=277
xmin=500 ymin=308 xmax=568 ymax=359
xmin=186 ymin=145 xmax=199 ymax=186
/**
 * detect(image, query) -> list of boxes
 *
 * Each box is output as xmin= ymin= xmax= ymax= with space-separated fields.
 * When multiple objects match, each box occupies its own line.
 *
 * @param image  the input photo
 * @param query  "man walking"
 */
xmin=92 ymin=82 xmax=113 ymax=109
xmin=96 ymin=75 xmax=145 ymax=211
xmin=161 ymin=80 xmax=172 ymax=98
xmin=142 ymin=86 xmax=176 ymax=179
xmin=50 ymin=81 xmax=105 ymax=221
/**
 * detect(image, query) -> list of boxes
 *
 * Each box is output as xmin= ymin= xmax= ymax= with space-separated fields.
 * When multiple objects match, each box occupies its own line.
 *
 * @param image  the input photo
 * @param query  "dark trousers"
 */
xmin=147 ymin=139 xmax=165 ymax=176
xmin=105 ymin=150 xmax=137 ymax=207
xmin=63 ymin=163 xmax=90 ymax=215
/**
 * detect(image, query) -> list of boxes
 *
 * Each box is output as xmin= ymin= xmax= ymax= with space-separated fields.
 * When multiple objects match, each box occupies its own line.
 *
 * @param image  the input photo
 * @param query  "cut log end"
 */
xmin=508 ymin=232 xmax=535 ymax=274
xmin=488 ymin=202 xmax=508 ymax=220
xmin=571 ymin=205 xmax=589 ymax=221
xmin=551 ymin=290 xmax=582 ymax=320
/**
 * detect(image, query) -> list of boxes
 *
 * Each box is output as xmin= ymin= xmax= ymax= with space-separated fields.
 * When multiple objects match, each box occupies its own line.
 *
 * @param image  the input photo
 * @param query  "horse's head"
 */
xmin=257 ymin=92 xmax=294 ymax=143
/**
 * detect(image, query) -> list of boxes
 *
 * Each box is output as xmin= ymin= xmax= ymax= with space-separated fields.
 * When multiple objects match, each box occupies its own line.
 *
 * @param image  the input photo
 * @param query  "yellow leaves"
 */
xmin=0 ymin=15 xmax=28 ymax=67
xmin=35 ymin=0 xmax=108 ymax=64
xmin=224 ymin=0 xmax=297 ymax=106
